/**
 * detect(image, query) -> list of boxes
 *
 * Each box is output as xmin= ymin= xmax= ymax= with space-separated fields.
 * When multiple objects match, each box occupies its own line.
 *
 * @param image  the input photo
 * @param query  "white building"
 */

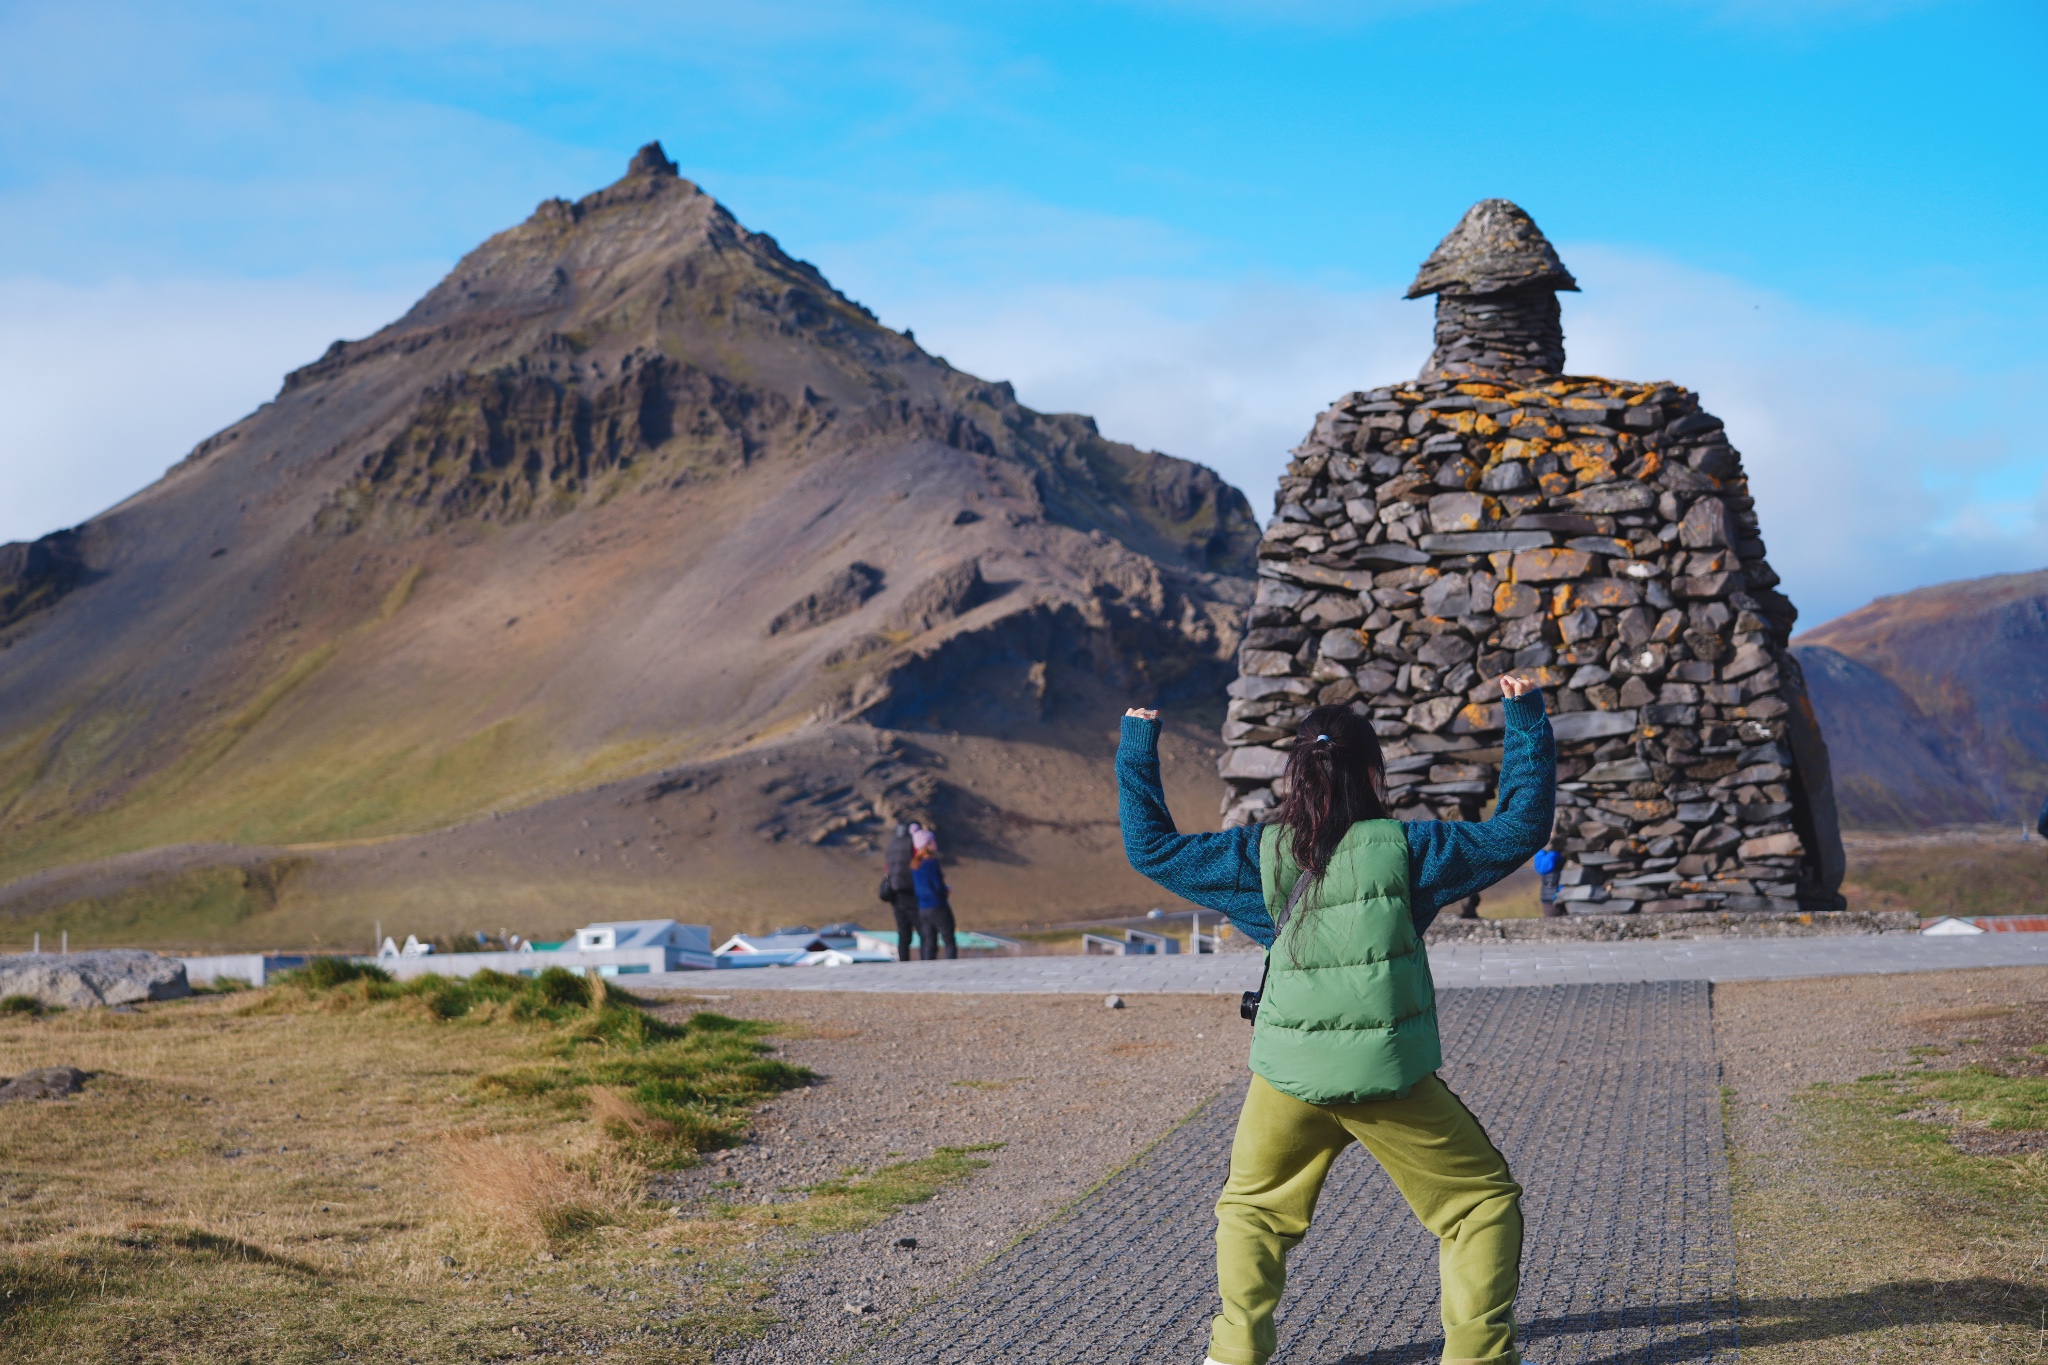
xmin=571 ymin=920 xmax=716 ymax=970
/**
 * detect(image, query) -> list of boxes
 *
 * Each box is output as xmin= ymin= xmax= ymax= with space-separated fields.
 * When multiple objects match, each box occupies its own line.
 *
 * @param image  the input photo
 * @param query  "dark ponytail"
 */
xmin=1271 ymin=704 xmax=1390 ymax=889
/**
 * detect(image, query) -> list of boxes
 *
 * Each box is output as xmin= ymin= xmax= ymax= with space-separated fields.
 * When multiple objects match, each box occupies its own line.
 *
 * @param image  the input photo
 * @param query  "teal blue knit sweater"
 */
xmin=1117 ymin=691 xmax=1557 ymax=944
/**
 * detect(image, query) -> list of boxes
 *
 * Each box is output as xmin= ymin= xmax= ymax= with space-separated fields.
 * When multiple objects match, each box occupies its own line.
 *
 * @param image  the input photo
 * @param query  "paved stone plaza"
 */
xmin=853 ymin=982 xmax=1732 ymax=1364
xmin=646 ymin=931 xmax=2048 ymax=997
xmin=671 ymin=933 xmax=2048 ymax=1363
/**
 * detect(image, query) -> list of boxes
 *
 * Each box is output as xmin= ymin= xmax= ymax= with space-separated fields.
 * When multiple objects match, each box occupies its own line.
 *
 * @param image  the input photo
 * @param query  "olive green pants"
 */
xmin=1208 ymin=1073 xmax=1524 ymax=1365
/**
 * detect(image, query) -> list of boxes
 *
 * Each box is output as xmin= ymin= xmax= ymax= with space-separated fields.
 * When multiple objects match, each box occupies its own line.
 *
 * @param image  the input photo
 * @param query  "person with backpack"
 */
xmin=1118 ymin=675 xmax=1554 ymax=1365
xmin=878 ymin=821 xmax=925 ymax=961
xmin=909 ymin=830 xmax=958 ymax=960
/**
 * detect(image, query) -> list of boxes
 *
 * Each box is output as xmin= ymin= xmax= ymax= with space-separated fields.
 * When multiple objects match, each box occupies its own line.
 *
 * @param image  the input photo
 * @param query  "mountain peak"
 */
xmin=626 ymin=141 xmax=679 ymax=178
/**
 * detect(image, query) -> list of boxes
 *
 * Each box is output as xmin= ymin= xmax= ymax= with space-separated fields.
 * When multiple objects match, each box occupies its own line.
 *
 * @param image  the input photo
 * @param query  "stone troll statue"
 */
xmin=1113 ymin=199 xmax=1846 ymax=1365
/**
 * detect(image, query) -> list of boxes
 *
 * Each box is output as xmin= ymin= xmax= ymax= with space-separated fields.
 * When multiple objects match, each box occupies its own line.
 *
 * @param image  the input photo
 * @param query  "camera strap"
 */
xmin=1248 ymin=870 xmax=1314 ymax=1013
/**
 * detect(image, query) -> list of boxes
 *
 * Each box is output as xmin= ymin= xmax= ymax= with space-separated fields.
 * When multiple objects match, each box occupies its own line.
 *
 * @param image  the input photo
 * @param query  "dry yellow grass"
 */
xmin=439 ymin=1132 xmax=620 ymax=1255
xmin=0 ymin=983 xmax=991 ymax=1362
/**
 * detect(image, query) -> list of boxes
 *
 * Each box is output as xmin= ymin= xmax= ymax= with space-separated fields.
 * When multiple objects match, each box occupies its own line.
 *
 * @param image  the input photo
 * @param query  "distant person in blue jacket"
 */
xmin=1534 ymin=839 xmax=1564 ymax=917
xmin=909 ymin=833 xmax=958 ymax=960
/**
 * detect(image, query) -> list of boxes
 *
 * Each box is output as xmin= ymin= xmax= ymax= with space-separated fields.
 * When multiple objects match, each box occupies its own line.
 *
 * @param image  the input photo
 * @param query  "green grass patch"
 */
xmin=1919 ymin=1067 xmax=2048 ymax=1132
xmin=781 ymin=1143 xmax=1003 ymax=1235
xmin=1727 ymin=1070 xmax=2048 ymax=1362
xmin=253 ymin=965 xmax=810 ymax=1164
xmin=1805 ymin=1071 xmax=2048 ymax=1207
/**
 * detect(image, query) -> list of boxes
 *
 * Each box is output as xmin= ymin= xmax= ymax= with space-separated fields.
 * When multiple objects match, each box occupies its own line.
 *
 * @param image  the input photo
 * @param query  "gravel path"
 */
xmin=855 ymin=982 xmax=1732 ymax=1365
xmin=670 ymin=983 xmax=1734 ymax=1365
xmin=648 ymin=990 xmax=1250 ymax=1364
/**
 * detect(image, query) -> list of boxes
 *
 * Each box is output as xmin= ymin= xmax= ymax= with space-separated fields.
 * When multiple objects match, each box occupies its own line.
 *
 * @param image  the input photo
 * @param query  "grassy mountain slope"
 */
xmin=1794 ymin=568 xmax=2048 ymax=828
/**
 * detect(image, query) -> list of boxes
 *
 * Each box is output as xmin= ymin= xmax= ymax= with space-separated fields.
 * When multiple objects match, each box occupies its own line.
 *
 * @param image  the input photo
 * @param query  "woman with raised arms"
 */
xmin=1117 ymin=674 xmax=1555 ymax=1365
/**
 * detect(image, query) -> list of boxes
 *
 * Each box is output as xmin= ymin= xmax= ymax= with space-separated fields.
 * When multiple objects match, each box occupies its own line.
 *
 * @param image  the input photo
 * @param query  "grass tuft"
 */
xmin=786 ymin=1144 xmax=1004 ymax=1235
xmin=253 ymin=965 xmax=808 ymax=1165
xmin=439 ymin=1132 xmax=618 ymax=1254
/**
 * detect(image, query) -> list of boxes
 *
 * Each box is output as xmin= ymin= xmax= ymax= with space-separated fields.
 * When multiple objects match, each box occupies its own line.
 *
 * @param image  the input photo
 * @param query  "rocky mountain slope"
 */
xmin=1794 ymin=568 xmax=2048 ymax=828
xmin=0 ymin=144 xmax=1258 ymax=944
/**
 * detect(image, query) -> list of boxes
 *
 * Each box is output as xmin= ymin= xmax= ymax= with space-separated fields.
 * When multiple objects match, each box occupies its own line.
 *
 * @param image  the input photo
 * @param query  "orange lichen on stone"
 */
xmin=1513 ymin=547 xmax=1594 ymax=582
xmin=1537 ymin=470 xmax=1573 ymax=498
xmin=1577 ymin=578 xmax=1643 ymax=608
xmin=1565 ymin=445 xmax=1617 ymax=485
xmin=1454 ymin=701 xmax=1505 ymax=733
xmin=1493 ymin=582 xmax=1542 ymax=617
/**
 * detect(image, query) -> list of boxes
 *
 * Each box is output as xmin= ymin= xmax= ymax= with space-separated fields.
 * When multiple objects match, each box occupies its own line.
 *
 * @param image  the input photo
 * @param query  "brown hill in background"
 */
xmin=1794 ymin=568 xmax=2048 ymax=828
xmin=0 ymin=144 xmax=1258 ymax=948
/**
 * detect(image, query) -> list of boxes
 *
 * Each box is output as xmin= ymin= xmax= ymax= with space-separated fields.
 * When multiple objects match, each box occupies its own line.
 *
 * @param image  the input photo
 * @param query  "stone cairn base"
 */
xmin=1220 ymin=369 xmax=1844 ymax=915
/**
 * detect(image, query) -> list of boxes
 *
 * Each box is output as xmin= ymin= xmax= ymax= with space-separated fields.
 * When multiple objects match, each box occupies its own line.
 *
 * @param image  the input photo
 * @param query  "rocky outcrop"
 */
xmin=0 ymin=529 xmax=88 ymax=633
xmin=1221 ymin=200 xmax=1846 ymax=916
xmin=0 ymin=1067 xmax=88 ymax=1102
xmin=0 ymin=950 xmax=190 ymax=1008
xmin=770 ymin=563 xmax=886 ymax=636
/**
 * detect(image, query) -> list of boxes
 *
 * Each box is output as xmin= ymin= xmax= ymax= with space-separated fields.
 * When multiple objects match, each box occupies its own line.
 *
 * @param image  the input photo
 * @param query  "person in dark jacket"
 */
xmin=881 ymin=822 xmax=925 ymax=961
xmin=2038 ymin=796 xmax=2047 ymax=842
xmin=909 ymin=840 xmax=958 ymax=960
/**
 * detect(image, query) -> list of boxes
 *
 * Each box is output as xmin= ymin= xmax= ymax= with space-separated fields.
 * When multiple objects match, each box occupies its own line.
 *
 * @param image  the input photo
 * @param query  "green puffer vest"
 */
xmin=1249 ymin=820 xmax=1442 ymax=1105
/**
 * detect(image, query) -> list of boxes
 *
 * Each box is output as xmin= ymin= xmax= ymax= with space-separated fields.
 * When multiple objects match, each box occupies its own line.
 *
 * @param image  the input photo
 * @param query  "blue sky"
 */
xmin=1 ymin=0 xmax=2043 ymax=626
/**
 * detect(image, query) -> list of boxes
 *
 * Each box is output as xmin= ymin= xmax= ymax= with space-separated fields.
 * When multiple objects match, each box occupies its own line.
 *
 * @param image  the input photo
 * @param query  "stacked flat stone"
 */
xmin=1219 ymin=200 xmax=1845 ymax=916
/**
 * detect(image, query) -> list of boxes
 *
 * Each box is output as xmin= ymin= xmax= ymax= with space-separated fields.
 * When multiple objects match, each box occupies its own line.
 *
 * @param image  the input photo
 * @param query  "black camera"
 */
xmin=1240 ymin=988 xmax=1261 ymax=1022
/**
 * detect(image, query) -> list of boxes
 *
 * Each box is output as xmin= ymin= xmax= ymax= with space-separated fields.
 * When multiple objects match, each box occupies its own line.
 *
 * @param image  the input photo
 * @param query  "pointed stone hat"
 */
xmin=1405 ymin=199 xmax=1578 ymax=299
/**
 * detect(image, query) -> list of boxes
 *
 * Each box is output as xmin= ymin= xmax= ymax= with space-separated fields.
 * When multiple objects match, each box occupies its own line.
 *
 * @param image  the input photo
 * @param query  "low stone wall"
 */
xmin=1425 ymin=909 xmax=1916 ymax=944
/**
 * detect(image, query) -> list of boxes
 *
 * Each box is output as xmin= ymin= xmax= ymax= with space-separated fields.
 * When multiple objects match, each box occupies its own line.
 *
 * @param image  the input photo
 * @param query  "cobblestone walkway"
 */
xmin=857 ymin=983 xmax=1733 ymax=1365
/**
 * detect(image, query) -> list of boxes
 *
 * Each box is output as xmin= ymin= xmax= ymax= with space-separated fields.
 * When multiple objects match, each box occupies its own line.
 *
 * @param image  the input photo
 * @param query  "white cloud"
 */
xmin=1561 ymin=245 xmax=2048 ymax=626
xmin=893 ymin=275 xmax=1423 ymax=514
xmin=877 ymin=244 xmax=2046 ymax=628
xmin=0 ymin=275 xmax=421 ymax=544
xmin=3 ymin=240 xmax=2037 ymax=634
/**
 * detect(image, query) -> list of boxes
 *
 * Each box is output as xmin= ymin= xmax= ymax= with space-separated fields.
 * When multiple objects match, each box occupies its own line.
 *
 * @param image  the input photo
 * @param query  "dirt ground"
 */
xmin=642 ymin=989 xmax=1250 ymax=1363
xmin=1715 ymin=967 xmax=2048 ymax=1361
xmin=669 ymin=970 xmax=2048 ymax=1365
